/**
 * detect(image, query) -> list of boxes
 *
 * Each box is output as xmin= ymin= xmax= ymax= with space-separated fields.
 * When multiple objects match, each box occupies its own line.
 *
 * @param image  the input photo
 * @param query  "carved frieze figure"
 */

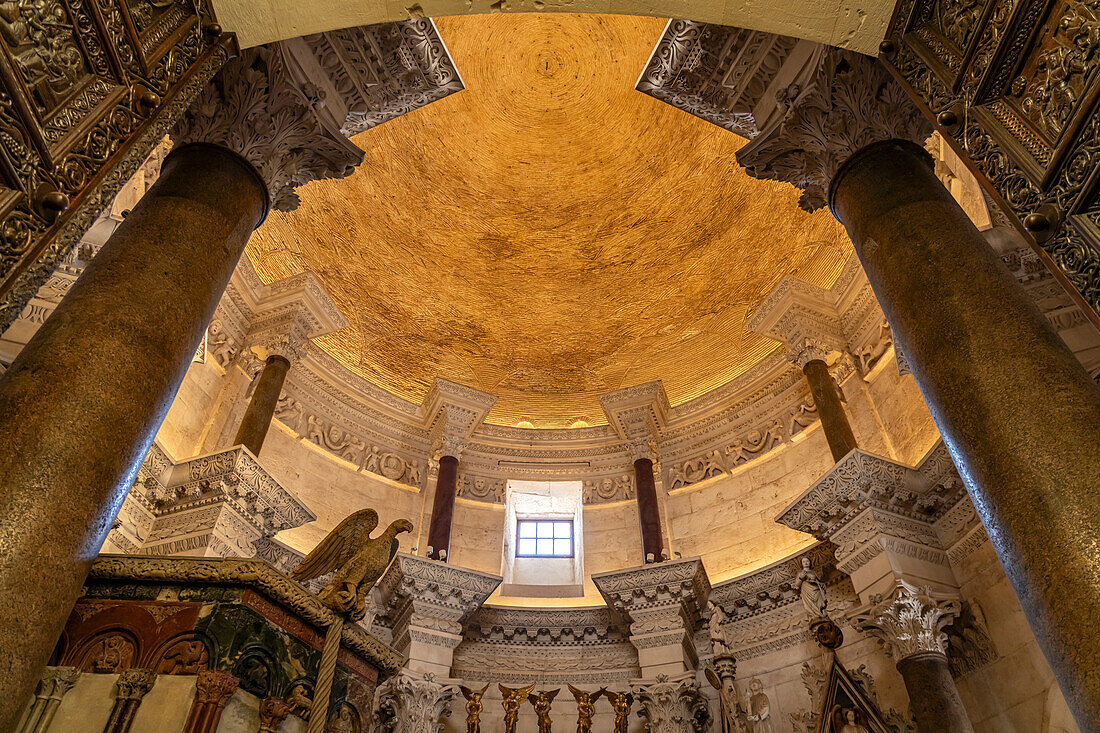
xmin=499 ymin=683 xmax=535 ymax=733
xmin=708 ymin=601 xmax=733 ymax=656
xmin=460 ymin=683 xmax=489 ymax=733
xmin=745 ymin=679 xmax=773 ymax=733
xmin=569 ymin=685 xmax=606 ymax=733
xmin=793 ymin=557 xmax=828 ymax=618
xmin=528 ymin=688 xmax=560 ymax=733
xmin=328 ymin=702 xmax=360 ymax=733
xmin=286 ymin=682 xmax=313 ymax=719
xmin=290 ymin=508 xmax=413 ymax=621
xmin=602 ymin=690 xmax=633 ymax=733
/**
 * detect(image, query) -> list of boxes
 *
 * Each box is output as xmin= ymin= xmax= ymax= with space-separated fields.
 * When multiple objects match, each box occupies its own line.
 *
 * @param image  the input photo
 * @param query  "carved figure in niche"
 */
xmin=155 ymin=638 xmax=208 ymax=674
xmin=286 ymin=681 xmax=313 ymax=719
xmin=290 ymin=508 xmax=413 ymax=621
xmin=528 ymin=688 xmax=559 ymax=733
xmin=833 ymin=707 xmax=870 ymax=733
xmin=568 ymin=685 xmax=606 ymax=733
xmin=233 ymin=653 xmax=272 ymax=698
xmin=706 ymin=669 xmax=748 ymax=733
xmin=499 ymin=683 xmax=535 ymax=733
xmin=460 ymin=683 xmax=489 ymax=733
xmin=745 ymin=679 xmax=773 ymax=733
xmin=602 ymin=690 xmax=633 ymax=733
xmin=794 ymin=557 xmax=828 ymax=618
xmin=328 ymin=702 xmax=361 ymax=733
xmin=83 ymin=633 xmax=134 ymax=673
xmin=708 ymin=601 xmax=733 ymax=656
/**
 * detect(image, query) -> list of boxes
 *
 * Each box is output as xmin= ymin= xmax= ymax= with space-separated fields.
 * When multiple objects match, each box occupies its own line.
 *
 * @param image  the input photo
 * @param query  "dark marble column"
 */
xmin=234 ymin=354 xmax=291 ymax=455
xmin=426 ymin=454 xmax=459 ymax=561
xmin=897 ymin=653 xmax=974 ymax=733
xmin=0 ymin=143 xmax=267 ymax=731
xmin=634 ymin=457 xmax=664 ymax=563
xmin=801 ymin=357 xmax=857 ymax=462
xmin=831 ymin=139 xmax=1100 ymax=730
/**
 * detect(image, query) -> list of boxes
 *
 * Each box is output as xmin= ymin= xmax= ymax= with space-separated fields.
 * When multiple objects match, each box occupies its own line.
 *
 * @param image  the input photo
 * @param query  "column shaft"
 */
xmin=896 ymin=653 xmax=974 ymax=733
xmin=234 ymin=354 xmax=291 ymax=455
xmin=426 ymin=454 xmax=459 ymax=561
xmin=0 ymin=143 xmax=267 ymax=732
xmin=634 ymin=457 xmax=664 ymax=563
xmin=802 ymin=358 xmax=858 ymax=461
xmin=831 ymin=139 xmax=1100 ymax=729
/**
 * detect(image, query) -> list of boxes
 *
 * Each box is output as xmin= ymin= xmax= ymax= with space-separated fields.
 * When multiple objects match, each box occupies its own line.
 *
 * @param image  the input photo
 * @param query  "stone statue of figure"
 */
xmin=500 ymin=683 xmax=535 ymax=733
xmin=528 ymin=688 xmax=560 ymax=733
xmin=460 ymin=683 xmax=489 ymax=733
xmin=602 ymin=690 xmax=633 ymax=733
xmin=839 ymin=708 xmax=870 ymax=733
xmin=745 ymin=678 xmax=773 ymax=733
xmin=568 ymin=685 xmax=606 ymax=733
xmin=793 ymin=557 xmax=828 ymax=618
xmin=706 ymin=669 xmax=748 ymax=733
xmin=708 ymin=600 xmax=733 ymax=656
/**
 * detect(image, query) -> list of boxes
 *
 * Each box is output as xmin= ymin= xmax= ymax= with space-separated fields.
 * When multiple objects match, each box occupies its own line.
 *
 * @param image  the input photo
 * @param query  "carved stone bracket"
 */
xmin=373 ymin=670 xmax=460 ymax=733
xmin=421 ymin=378 xmax=497 ymax=461
xmin=630 ymin=672 xmax=710 ymax=733
xmin=852 ymin=580 xmax=960 ymax=662
xmin=599 ymin=381 xmax=670 ymax=463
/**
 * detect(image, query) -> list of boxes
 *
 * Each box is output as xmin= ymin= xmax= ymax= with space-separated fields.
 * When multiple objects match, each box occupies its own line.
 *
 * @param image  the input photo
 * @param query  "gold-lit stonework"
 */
xmin=248 ymin=14 xmax=849 ymax=427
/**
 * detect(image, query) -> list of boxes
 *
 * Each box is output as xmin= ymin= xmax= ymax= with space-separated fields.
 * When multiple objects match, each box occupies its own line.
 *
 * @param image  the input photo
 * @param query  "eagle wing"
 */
xmin=291 ymin=508 xmax=379 ymax=581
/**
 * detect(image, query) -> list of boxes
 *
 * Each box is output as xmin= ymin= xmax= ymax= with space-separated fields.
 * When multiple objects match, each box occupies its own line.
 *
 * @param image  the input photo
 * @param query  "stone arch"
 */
xmin=216 ymin=0 xmax=892 ymax=53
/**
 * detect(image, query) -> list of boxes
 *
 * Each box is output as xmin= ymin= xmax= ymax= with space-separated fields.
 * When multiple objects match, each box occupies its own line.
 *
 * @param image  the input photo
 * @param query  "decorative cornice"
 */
xmin=592 ymin=557 xmax=711 ymax=618
xmin=599 ymin=381 xmax=671 ymax=461
xmin=88 ymin=555 xmax=403 ymax=674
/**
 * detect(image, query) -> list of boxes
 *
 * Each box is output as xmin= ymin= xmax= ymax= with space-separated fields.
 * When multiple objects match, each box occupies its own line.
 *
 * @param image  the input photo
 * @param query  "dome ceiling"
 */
xmin=246 ymin=13 xmax=850 ymax=428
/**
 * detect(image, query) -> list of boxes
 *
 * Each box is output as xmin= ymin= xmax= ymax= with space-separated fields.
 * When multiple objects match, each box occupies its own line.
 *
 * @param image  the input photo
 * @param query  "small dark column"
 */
xmin=234 ymin=354 xmax=291 ymax=455
xmin=634 ymin=457 xmax=664 ymax=563
xmin=0 ymin=143 xmax=267 ymax=732
xmin=802 ymin=358 xmax=858 ymax=462
xmin=830 ymin=138 xmax=1100 ymax=730
xmin=896 ymin=653 xmax=974 ymax=733
xmin=426 ymin=454 xmax=459 ymax=561
xmin=183 ymin=670 xmax=240 ymax=733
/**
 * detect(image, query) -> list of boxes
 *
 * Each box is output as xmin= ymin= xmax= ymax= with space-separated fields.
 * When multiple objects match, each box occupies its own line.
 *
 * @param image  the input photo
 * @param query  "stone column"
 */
xmin=421 ymin=378 xmax=496 ymax=562
xmin=183 ymin=670 xmax=238 ymax=733
xmin=234 ymin=354 xmax=292 ymax=455
xmin=800 ymin=355 xmax=857 ymax=462
xmin=855 ymin=582 xmax=973 ymax=733
xmin=104 ymin=669 xmax=157 ymax=733
xmin=16 ymin=666 xmax=80 ymax=733
xmin=374 ymin=671 xmax=460 ymax=733
xmin=736 ymin=48 xmax=1100 ymax=729
xmin=426 ymin=453 xmax=460 ymax=561
xmin=634 ymin=455 xmax=665 ymax=563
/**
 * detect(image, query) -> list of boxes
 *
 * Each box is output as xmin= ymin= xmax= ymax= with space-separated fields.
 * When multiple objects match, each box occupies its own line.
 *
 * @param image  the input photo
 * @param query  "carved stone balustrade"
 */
xmin=105 ymin=442 xmax=314 ymax=558
xmin=593 ymin=557 xmax=710 ymax=677
xmin=630 ymin=672 xmax=709 ymax=733
xmin=775 ymin=442 xmax=971 ymax=603
xmin=374 ymin=554 xmax=502 ymax=677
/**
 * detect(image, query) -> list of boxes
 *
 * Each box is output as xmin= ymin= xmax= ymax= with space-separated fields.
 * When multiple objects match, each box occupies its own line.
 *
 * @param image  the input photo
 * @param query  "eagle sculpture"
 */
xmin=291 ymin=509 xmax=413 ymax=621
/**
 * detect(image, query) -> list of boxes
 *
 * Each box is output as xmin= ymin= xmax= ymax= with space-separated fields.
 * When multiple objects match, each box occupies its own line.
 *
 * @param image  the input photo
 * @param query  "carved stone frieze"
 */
xmin=852 ymin=580 xmax=960 ymax=661
xmin=373 ymin=671 xmax=460 ymax=733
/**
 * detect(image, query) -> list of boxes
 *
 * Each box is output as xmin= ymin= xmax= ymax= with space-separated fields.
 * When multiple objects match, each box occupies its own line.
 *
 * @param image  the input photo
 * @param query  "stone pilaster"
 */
xmin=593 ymin=557 xmax=710 ymax=677
xmin=16 ymin=666 xmax=80 ymax=733
xmin=373 ymin=671 xmax=461 ymax=733
xmin=630 ymin=672 xmax=710 ymax=733
xmin=374 ymin=554 xmax=501 ymax=677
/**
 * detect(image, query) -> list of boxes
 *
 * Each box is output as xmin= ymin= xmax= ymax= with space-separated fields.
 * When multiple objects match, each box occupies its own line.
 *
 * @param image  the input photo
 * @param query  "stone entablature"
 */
xmin=107 ymin=443 xmax=314 ymax=558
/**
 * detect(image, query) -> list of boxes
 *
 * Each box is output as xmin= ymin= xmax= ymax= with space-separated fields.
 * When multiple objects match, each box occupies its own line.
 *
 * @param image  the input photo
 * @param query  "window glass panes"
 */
xmin=516 ymin=519 xmax=574 ymax=557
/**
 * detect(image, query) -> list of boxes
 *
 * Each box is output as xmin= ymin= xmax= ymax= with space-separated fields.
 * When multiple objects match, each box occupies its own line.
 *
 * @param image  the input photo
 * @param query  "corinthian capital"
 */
xmin=374 ymin=671 xmax=460 ymax=733
xmin=853 ymin=580 xmax=960 ymax=661
xmin=736 ymin=49 xmax=932 ymax=212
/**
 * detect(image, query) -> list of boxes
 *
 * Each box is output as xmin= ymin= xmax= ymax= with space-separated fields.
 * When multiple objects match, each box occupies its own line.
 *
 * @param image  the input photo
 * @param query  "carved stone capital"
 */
xmin=789 ymin=339 xmax=831 ymax=370
xmin=194 ymin=669 xmax=239 ymax=707
xmin=736 ymin=49 xmax=932 ymax=212
xmin=630 ymin=673 xmax=710 ymax=733
xmin=259 ymin=697 xmax=292 ymax=733
xmin=174 ymin=21 xmax=462 ymax=213
xmin=115 ymin=668 xmax=157 ymax=701
xmin=600 ymin=381 xmax=670 ymax=461
xmin=34 ymin=666 xmax=80 ymax=701
xmin=853 ymin=581 xmax=960 ymax=662
xmin=373 ymin=670 xmax=460 ymax=733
